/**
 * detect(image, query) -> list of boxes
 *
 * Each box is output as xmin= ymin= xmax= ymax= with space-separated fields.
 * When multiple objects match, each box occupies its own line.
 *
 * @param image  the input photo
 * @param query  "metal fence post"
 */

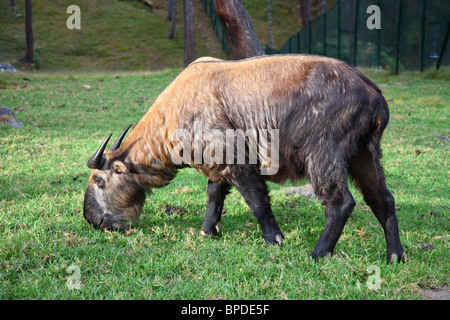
xmin=353 ymin=0 xmax=359 ymax=66
xmin=395 ymin=0 xmax=403 ymax=74
xmin=437 ymin=22 xmax=450 ymax=70
xmin=323 ymin=12 xmax=327 ymax=56
xmin=308 ymin=20 xmax=312 ymax=54
xmin=377 ymin=0 xmax=381 ymax=68
xmin=337 ymin=0 xmax=341 ymax=59
xmin=419 ymin=0 xmax=426 ymax=72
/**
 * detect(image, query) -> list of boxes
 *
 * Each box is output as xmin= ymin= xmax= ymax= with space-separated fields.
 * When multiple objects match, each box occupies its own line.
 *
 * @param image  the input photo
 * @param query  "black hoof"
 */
xmin=264 ymin=232 xmax=284 ymax=246
xmin=388 ymin=251 xmax=407 ymax=264
xmin=311 ymin=251 xmax=332 ymax=261
xmin=200 ymin=222 xmax=221 ymax=237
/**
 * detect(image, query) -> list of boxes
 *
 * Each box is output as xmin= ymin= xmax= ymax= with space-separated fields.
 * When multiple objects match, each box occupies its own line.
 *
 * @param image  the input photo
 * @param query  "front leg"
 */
xmin=230 ymin=166 xmax=284 ymax=245
xmin=201 ymin=180 xmax=230 ymax=236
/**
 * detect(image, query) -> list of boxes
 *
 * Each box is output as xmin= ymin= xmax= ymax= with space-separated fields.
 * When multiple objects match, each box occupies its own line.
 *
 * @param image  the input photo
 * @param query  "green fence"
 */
xmin=201 ymin=0 xmax=449 ymax=73
xmin=278 ymin=0 xmax=449 ymax=72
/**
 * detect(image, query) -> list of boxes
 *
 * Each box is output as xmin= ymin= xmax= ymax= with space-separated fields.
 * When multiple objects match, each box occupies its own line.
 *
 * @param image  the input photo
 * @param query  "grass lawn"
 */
xmin=0 ymin=0 xmax=227 ymax=72
xmin=0 ymin=67 xmax=448 ymax=300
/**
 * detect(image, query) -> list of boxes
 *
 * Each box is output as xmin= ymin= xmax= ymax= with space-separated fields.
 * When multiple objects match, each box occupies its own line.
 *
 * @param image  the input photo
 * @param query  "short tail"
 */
xmin=367 ymin=95 xmax=390 ymax=158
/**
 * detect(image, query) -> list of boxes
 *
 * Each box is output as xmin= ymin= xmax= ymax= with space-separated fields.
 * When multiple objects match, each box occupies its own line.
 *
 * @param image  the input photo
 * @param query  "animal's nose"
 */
xmin=84 ymin=214 xmax=103 ymax=229
xmin=96 ymin=216 xmax=105 ymax=229
xmin=84 ymin=215 xmax=95 ymax=227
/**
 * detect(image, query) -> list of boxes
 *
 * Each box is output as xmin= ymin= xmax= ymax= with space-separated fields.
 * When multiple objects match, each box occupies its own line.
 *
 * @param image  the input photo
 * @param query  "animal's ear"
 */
xmin=111 ymin=161 xmax=129 ymax=174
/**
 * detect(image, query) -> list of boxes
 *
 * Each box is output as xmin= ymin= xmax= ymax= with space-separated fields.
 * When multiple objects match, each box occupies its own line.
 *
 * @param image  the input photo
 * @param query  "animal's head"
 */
xmin=83 ymin=125 xmax=147 ymax=230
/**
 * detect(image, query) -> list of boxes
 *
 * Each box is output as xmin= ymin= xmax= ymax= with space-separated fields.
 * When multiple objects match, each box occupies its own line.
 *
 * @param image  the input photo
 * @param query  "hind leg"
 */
xmin=308 ymin=155 xmax=356 ymax=259
xmin=349 ymin=148 xmax=405 ymax=263
xmin=201 ymin=180 xmax=231 ymax=236
xmin=311 ymin=181 xmax=356 ymax=259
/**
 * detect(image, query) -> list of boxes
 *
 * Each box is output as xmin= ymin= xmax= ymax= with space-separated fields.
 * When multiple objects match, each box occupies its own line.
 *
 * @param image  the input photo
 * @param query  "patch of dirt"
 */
xmin=420 ymin=286 xmax=450 ymax=300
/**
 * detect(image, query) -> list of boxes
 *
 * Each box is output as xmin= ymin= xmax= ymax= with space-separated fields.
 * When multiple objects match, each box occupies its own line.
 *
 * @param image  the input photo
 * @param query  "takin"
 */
xmin=83 ymin=54 xmax=406 ymax=263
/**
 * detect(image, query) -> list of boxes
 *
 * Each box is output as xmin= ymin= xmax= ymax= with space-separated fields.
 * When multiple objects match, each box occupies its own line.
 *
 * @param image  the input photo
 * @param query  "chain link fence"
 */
xmin=201 ymin=0 xmax=450 ymax=73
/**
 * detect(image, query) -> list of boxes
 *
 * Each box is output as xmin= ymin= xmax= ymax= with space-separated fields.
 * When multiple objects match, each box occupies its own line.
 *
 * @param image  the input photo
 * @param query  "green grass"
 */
xmin=0 ymin=0 xmax=226 ymax=72
xmin=0 ymin=68 xmax=449 ymax=300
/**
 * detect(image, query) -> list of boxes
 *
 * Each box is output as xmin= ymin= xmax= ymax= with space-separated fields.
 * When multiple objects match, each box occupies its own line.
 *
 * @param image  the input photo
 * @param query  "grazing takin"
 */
xmin=83 ymin=54 xmax=406 ymax=263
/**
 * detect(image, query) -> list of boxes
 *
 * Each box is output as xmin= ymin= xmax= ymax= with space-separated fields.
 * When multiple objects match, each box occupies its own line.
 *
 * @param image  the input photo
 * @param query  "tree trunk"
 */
xmin=267 ymin=0 xmax=274 ymax=50
xmin=299 ymin=0 xmax=311 ymax=28
xmin=23 ymin=0 xmax=34 ymax=64
xmin=167 ymin=0 xmax=176 ymax=39
xmin=214 ymin=0 xmax=264 ymax=59
xmin=321 ymin=0 xmax=327 ymax=14
xmin=167 ymin=0 xmax=173 ymax=20
xmin=183 ymin=0 xmax=196 ymax=66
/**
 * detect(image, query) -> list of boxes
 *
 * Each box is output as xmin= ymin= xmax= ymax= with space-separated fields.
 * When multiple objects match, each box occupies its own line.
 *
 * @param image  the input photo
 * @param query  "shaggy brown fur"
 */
xmin=83 ymin=54 xmax=405 ymax=262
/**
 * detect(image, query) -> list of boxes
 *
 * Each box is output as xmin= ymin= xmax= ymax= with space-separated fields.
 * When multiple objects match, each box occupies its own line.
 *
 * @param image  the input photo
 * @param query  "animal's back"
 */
xmin=167 ymin=55 xmax=382 ymax=131
xmin=158 ymin=55 xmax=387 ymax=183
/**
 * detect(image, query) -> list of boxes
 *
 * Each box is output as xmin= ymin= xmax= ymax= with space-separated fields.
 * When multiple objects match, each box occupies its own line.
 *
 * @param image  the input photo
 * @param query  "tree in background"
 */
xmin=183 ymin=0 xmax=196 ymax=66
xmin=321 ymin=0 xmax=327 ymax=14
xmin=311 ymin=0 xmax=327 ymax=15
xmin=167 ymin=0 xmax=176 ymax=39
xmin=299 ymin=0 xmax=311 ymax=28
xmin=267 ymin=0 xmax=274 ymax=50
xmin=22 ymin=0 xmax=34 ymax=65
xmin=214 ymin=0 xmax=264 ymax=59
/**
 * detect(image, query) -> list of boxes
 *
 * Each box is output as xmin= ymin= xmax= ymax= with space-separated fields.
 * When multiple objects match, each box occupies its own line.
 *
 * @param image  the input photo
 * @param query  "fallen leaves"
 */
xmin=162 ymin=204 xmax=187 ymax=217
xmin=174 ymin=186 xmax=194 ymax=194
xmin=354 ymin=228 xmax=367 ymax=239
xmin=417 ymin=242 xmax=435 ymax=251
xmin=125 ymin=228 xmax=139 ymax=236
xmin=421 ymin=211 xmax=443 ymax=218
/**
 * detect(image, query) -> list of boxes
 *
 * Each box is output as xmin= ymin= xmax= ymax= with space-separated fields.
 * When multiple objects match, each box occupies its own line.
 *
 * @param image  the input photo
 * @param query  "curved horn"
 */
xmin=109 ymin=124 xmax=133 ymax=151
xmin=87 ymin=133 xmax=112 ymax=169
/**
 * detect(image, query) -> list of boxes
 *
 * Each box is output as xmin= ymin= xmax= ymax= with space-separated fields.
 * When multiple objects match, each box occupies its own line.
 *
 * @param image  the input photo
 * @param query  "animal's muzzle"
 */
xmin=83 ymin=189 xmax=106 ymax=229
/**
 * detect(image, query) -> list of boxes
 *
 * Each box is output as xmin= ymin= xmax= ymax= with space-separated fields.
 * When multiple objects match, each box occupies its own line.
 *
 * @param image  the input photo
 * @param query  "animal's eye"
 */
xmin=93 ymin=175 xmax=105 ymax=189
